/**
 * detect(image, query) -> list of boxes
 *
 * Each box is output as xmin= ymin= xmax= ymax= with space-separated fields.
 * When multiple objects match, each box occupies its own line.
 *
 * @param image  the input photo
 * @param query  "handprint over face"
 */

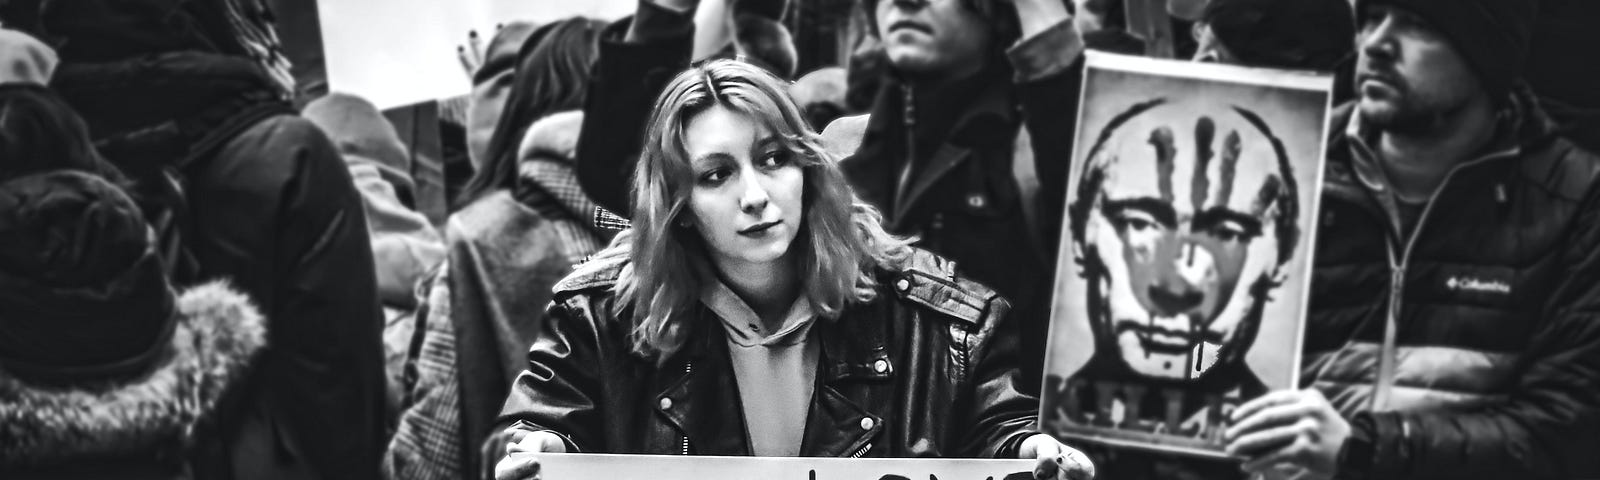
xmin=1070 ymin=98 xmax=1299 ymax=381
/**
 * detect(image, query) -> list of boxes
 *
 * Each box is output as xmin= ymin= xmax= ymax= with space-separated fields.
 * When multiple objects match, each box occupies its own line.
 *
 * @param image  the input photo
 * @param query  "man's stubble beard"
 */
xmin=1361 ymin=86 xmax=1475 ymax=137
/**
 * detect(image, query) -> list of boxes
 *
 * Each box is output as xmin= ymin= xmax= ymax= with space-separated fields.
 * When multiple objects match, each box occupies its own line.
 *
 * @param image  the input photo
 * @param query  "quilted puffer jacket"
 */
xmin=1305 ymin=89 xmax=1600 ymax=479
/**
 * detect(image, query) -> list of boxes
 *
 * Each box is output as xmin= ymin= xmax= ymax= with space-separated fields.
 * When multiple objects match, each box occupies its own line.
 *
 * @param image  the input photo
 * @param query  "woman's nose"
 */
xmin=738 ymin=174 xmax=770 ymax=214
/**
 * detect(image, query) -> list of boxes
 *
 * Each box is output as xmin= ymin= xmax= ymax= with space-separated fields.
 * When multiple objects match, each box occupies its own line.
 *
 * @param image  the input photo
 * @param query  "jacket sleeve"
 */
xmin=1344 ymin=186 xmax=1600 ymax=479
xmin=575 ymin=1 xmax=695 ymax=218
xmin=1009 ymin=20 xmax=1086 ymax=260
xmin=350 ymin=162 xmax=445 ymax=309
xmin=962 ymin=291 xmax=1042 ymax=459
xmin=203 ymin=116 xmax=387 ymax=480
xmin=492 ymin=296 xmax=609 ymax=456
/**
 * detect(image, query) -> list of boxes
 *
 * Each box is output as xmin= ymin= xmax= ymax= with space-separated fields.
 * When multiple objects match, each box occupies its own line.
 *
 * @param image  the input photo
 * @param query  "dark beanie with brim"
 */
xmin=1359 ymin=0 xmax=1538 ymax=100
xmin=0 ymin=171 xmax=177 ymax=384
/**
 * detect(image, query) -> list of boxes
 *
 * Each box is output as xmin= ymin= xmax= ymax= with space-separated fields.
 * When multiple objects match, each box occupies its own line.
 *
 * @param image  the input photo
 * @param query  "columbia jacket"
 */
xmin=1306 ymin=91 xmax=1600 ymax=479
xmin=494 ymin=247 xmax=1040 ymax=459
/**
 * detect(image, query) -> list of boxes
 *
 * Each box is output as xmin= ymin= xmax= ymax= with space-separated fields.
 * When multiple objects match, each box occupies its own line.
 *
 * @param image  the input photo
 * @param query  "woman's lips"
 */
xmin=738 ymin=221 xmax=780 ymax=236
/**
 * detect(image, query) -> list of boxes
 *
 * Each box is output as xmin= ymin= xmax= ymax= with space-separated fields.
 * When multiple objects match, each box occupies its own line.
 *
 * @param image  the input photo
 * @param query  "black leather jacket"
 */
xmin=494 ymin=248 xmax=1041 ymax=459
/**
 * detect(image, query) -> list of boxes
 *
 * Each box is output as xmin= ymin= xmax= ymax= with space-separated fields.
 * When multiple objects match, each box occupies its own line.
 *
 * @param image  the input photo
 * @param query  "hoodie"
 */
xmin=302 ymin=92 xmax=445 ymax=311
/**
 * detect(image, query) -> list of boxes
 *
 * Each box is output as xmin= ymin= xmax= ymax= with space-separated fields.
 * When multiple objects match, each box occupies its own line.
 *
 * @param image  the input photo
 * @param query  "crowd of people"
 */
xmin=0 ymin=0 xmax=1597 ymax=479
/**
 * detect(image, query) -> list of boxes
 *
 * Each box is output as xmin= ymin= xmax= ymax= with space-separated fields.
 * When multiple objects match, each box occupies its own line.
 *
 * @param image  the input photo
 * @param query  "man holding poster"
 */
xmin=1225 ymin=0 xmax=1600 ymax=479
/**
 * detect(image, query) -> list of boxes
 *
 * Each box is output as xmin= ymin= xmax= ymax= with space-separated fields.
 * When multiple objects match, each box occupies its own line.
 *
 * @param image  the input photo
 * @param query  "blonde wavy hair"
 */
xmin=616 ymin=59 xmax=913 ymax=362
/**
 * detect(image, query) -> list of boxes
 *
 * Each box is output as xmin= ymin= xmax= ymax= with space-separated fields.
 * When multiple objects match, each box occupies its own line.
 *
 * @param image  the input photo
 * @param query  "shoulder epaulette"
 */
xmin=889 ymin=249 xmax=1001 ymax=326
xmin=552 ymin=250 xmax=629 ymax=295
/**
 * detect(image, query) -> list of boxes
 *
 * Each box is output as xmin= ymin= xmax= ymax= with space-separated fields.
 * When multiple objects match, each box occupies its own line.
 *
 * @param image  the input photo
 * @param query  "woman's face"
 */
xmin=681 ymin=105 xmax=805 ymax=275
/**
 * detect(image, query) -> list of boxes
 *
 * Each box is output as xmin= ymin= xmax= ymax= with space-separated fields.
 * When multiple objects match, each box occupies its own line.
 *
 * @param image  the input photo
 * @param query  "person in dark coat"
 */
xmin=1226 ymin=1 xmax=1600 ymax=478
xmin=2 ymin=2 xmax=388 ymax=479
xmin=0 ymin=85 xmax=266 ymax=479
xmin=0 ymin=171 xmax=268 ymax=480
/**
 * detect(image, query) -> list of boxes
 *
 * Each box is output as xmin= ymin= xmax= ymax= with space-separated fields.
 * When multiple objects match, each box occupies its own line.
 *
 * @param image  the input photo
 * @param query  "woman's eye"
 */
xmin=699 ymin=168 xmax=731 ymax=184
xmin=758 ymin=151 xmax=791 ymax=169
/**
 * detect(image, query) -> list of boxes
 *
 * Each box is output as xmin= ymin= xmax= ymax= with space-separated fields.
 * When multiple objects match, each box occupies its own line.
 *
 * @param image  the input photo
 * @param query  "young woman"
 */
xmin=491 ymin=60 xmax=1093 ymax=480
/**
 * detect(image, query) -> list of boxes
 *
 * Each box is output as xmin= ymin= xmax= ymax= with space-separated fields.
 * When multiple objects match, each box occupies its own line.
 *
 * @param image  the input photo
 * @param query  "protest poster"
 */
xmin=519 ymin=453 xmax=1036 ymax=480
xmin=1039 ymin=52 xmax=1333 ymax=458
xmin=317 ymin=0 xmax=635 ymax=109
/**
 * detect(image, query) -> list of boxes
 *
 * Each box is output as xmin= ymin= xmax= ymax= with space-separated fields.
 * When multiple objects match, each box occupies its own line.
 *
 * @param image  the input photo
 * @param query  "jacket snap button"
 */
xmin=895 ymin=278 xmax=911 ymax=292
xmin=967 ymin=195 xmax=986 ymax=209
xmin=659 ymin=397 xmax=673 ymax=410
xmin=872 ymin=359 xmax=889 ymax=373
xmin=859 ymin=417 xmax=875 ymax=430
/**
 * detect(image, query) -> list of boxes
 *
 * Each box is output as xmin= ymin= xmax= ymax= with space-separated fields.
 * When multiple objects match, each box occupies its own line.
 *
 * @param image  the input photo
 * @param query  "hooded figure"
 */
xmin=6 ymin=2 xmax=388 ymax=479
xmin=0 ymin=170 xmax=267 ymax=480
xmin=384 ymin=17 xmax=615 ymax=480
xmin=302 ymin=92 xmax=445 ymax=313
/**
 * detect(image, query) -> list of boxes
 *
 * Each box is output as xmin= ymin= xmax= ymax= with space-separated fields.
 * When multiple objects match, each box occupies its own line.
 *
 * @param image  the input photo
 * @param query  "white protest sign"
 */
xmin=318 ymin=0 xmax=636 ymax=109
xmin=520 ymin=453 xmax=1037 ymax=480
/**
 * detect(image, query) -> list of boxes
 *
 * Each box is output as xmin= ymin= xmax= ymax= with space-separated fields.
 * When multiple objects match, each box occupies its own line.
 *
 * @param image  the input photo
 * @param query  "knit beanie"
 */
xmin=1360 ymin=0 xmax=1538 ymax=99
xmin=0 ymin=171 xmax=177 ymax=383
xmin=1203 ymin=0 xmax=1355 ymax=71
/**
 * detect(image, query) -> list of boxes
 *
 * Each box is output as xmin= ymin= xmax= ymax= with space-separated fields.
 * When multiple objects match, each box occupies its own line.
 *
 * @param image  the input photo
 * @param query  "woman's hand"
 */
xmin=494 ymin=430 xmax=568 ymax=480
xmin=1019 ymin=434 xmax=1096 ymax=480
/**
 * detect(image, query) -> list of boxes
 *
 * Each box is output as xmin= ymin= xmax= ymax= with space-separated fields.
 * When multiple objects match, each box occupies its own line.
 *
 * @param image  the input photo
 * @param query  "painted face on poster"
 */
xmin=1041 ymin=52 xmax=1330 ymax=458
xmin=1078 ymin=99 xmax=1297 ymax=382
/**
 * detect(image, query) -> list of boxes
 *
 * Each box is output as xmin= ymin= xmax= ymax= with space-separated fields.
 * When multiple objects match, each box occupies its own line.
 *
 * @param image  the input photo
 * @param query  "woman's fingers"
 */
xmin=494 ymin=454 xmax=541 ymax=480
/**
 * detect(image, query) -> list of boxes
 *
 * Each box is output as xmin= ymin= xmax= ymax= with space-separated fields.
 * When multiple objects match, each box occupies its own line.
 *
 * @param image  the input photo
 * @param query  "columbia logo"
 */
xmin=1446 ymin=276 xmax=1511 ymax=294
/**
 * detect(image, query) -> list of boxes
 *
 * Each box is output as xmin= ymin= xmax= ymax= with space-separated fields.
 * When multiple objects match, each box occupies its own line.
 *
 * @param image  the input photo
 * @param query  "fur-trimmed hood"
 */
xmin=0 ymin=281 xmax=267 ymax=469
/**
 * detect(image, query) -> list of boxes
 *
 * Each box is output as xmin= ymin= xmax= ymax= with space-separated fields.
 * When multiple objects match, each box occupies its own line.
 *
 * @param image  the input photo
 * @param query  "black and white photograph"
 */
xmin=1 ymin=0 xmax=1598 ymax=479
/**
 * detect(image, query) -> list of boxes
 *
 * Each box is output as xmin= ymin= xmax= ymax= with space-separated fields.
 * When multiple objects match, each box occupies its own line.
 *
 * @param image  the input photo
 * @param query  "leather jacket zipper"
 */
xmin=680 ymin=360 xmax=692 ymax=455
xmin=850 ymin=443 xmax=872 ymax=458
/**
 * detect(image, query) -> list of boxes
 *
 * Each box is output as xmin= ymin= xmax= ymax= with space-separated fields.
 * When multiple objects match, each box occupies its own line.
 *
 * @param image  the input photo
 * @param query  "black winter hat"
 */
xmin=733 ymin=0 xmax=790 ymax=21
xmin=1359 ymin=0 xmax=1538 ymax=99
xmin=0 ymin=171 xmax=177 ymax=383
xmin=1203 ymin=0 xmax=1355 ymax=71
